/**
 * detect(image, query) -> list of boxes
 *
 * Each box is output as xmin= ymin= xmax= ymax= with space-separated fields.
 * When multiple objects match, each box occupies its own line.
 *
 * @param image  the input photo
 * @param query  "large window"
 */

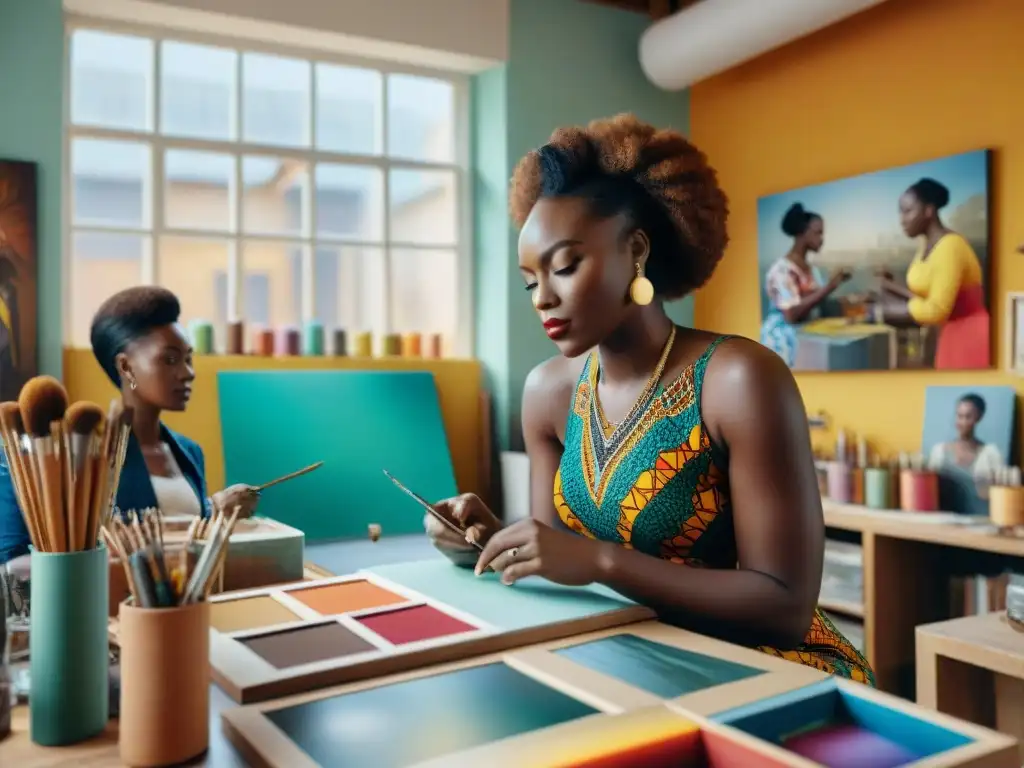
xmin=66 ymin=24 xmax=469 ymax=353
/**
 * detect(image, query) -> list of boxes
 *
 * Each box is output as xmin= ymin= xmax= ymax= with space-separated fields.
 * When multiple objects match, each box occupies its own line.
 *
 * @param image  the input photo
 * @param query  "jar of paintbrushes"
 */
xmin=0 ymin=377 xmax=131 ymax=746
xmin=109 ymin=504 xmax=241 ymax=767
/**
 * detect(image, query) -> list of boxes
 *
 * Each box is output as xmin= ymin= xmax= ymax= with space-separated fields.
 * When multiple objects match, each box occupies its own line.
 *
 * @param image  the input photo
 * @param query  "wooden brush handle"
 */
xmin=257 ymin=461 xmax=323 ymax=491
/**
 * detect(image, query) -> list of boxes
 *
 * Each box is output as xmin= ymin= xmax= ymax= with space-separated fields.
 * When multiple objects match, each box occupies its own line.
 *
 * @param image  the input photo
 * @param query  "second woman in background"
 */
xmin=760 ymin=203 xmax=850 ymax=366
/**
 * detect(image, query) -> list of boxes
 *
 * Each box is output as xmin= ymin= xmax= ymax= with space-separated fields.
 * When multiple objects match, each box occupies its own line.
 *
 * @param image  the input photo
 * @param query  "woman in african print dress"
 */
xmin=424 ymin=115 xmax=874 ymax=685
xmin=760 ymin=203 xmax=850 ymax=367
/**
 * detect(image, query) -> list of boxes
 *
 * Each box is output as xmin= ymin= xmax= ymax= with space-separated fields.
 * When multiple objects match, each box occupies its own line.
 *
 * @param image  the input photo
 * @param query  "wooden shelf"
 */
xmin=818 ymin=596 xmax=865 ymax=619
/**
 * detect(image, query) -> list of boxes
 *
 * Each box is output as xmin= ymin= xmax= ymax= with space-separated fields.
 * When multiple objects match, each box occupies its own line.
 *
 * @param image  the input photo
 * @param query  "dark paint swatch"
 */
xmin=243 ymin=622 xmax=377 ymax=669
xmin=266 ymin=662 xmax=597 ymax=767
xmin=556 ymin=634 xmax=763 ymax=697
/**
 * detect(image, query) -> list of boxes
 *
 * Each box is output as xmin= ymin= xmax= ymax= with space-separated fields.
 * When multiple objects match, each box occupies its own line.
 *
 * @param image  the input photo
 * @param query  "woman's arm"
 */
xmin=590 ymin=339 xmax=822 ymax=649
xmin=880 ymin=279 xmax=915 ymax=301
xmin=782 ymin=275 xmax=844 ymax=325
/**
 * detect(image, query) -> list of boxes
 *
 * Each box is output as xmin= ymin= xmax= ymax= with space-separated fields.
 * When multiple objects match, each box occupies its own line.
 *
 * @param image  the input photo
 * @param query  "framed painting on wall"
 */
xmin=757 ymin=149 xmax=991 ymax=372
xmin=0 ymin=161 xmax=38 ymax=401
xmin=1006 ymin=291 xmax=1024 ymax=374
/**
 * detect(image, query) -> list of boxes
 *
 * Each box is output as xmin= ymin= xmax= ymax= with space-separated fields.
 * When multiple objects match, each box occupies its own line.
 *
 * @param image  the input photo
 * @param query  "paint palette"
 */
xmin=209 ymin=571 xmax=653 ymax=703
xmin=222 ymin=625 xmax=1018 ymax=768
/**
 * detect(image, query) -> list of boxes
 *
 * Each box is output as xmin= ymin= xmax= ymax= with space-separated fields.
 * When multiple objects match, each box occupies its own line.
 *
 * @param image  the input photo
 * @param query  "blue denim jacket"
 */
xmin=0 ymin=424 xmax=210 ymax=564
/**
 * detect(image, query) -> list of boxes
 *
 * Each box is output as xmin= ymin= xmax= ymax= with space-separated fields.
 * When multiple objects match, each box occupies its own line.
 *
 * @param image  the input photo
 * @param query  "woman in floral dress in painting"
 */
xmin=760 ymin=203 xmax=850 ymax=367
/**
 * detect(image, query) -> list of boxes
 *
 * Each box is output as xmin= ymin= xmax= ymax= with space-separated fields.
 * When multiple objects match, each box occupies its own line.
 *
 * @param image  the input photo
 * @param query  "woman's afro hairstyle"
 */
xmin=509 ymin=114 xmax=728 ymax=299
xmin=90 ymin=286 xmax=181 ymax=386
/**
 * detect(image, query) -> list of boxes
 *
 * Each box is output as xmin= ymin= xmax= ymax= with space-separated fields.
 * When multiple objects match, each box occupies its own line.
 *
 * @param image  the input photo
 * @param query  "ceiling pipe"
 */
xmin=638 ymin=0 xmax=892 ymax=91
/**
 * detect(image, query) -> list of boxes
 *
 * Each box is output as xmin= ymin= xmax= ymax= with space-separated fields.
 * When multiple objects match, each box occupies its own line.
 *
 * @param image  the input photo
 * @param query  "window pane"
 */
xmin=389 ymin=248 xmax=457 ymax=344
xmin=313 ymin=246 xmax=386 ymax=333
xmin=242 ymin=53 xmax=310 ymax=148
xmin=242 ymin=157 xmax=307 ymax=237
xmin=165 ymin=151 xmax=234 ymax=232
xmin=315 ymin=63 xmax=381 ymax=155
xmin=315 ymin=164 xmax=382 ymax=241
xmin=69 ymin=232 xmax=146 ymax=347
xmin=161 ymin=41 xmax=236 ymax=140
xmin=72 ymin=139 xmax=150 ymax=229
xmin=242 ymin=241 xmax=301 ymax=328
xmin=388 ymin=170 xmax=456 ymax=245
xmin=71 ymin=30 xmax=152 ymax=132
xmin=387 ymin=74 xmax=454 ymax=162
xmin=158 ymin=237 xmax=230 ymax=343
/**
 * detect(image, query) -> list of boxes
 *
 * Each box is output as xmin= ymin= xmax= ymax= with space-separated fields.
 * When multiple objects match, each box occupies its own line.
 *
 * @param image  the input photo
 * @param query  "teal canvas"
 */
xmin=367 ymin=558 xmax=639 ymax=630
xmin=217 ymin=371 xmax=457 ymax=541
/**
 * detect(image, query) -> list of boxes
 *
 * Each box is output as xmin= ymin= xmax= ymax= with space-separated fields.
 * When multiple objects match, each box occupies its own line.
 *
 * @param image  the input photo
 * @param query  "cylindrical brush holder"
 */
xmin=29 ymin=547 xmax=109 ymax=746
xmin=353 ymin=331 xmax=372 ymax=357
xmin=118 ymin=600 xmax=210 ymax=767
xmin=989 ymin=485 xmax=1024 ymax=527
xmin=332 ymin=328 xmax=347 ymax=356
xmin=864 ymin=468 xmax=893 ymax=510
xmin=425 ymin=333 xmax=442 ymax=359
xmin=277 ymin=326 xmax=300 ymax=356
xmin=302 ymin=321 xmax=325 ymax=356
xmin=850 ymin=467 xmax=865 ymax=505
xmin=899 ymin=469 xmax=939 ymax=512
xmin=401 ymin=332 xmax=422 ymax=357
xmin=226 ymin=320 xmax=244 ymax=355
xmin=188 ymin=321 xmax=214 ymax=355
xmin=254 ymin=328 xmax=275 ymax=357
xmin=826 ymin=461 xmax=852 ymax=503
xmin=382 ymin=333 xmax=401 ymax=356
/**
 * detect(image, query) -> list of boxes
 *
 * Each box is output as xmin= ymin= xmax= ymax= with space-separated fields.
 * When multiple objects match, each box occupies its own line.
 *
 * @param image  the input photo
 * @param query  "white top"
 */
xmin=150 ymin=451 xmax=202 ymax=517
xmin=927 ymin=442 xmax=1004 ymax=478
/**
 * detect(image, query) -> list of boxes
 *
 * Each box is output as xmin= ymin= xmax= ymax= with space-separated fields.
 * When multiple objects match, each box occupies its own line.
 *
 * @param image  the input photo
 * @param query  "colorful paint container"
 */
xmin=302 ymin=322 xmax=325 ymax=356
xmin=989 ymin=485 xmax=1024 ymax=527
xmin=401 ymin=332 xmax=422 ymax=357
xmin=332 ymin=329 xmax=347 ymax=356
xmin=188 ymin=320 xmax=214 ymax=355
xmin=353 ymin=331 xmax=372 ymax=357
xmin=425 ymin=333 xmax=443 ymax=359
xmin=899 ymin=470 xmax=939 ymax=512
xmin=826 ymin=461 xmax=852 ymax=504
xmin=382 ymin=334 xmax=401 ymax=356
xmin=277 ymin=327 xmax=300 ymax=357
xmin=864 ymin=468 xmax=892 ymax=510
xmin=254 ymin=328 xmax=275 ymax=357
xmin=226 ymin=320 xmax=244 ymax=355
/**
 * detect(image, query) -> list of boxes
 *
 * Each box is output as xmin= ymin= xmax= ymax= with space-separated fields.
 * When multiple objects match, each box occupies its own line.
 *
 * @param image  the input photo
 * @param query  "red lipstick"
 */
xmin=542 ymin=318 xmax=570 ymax=340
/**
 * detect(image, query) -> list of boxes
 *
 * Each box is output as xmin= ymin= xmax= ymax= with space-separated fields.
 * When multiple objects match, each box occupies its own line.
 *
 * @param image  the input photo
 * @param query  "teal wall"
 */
xmin=473 ymin=0 xmax=692 ymax=450
xmin=0 ymin=0 xmax=64 ymax=379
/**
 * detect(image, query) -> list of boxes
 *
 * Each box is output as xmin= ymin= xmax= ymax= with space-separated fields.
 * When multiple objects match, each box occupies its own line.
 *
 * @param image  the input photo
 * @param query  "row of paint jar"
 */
xmin=821 ymin=462 xmax=939 ymax=512
xmin=188 ymin=321 xmax=443 ymax=359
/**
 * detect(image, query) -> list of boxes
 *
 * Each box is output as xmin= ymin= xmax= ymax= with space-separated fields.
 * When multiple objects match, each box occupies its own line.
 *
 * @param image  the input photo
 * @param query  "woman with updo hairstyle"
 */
xmin=0 ymin=287 xmax=259 ymax=567
xmin=760 ymin=203 xmax=849 ymax=367
xmin=879 ymin=177 xmax=989 ymax=369
xmin=424 ymin=115 xmax=873 ymax=684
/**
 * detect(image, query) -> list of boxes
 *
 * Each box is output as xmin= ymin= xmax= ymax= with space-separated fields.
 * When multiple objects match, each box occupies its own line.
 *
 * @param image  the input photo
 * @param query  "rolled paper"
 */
xmin=353 ymin=331 xmax=372 ymax=357
xmin=899 ymin=469 xmax=939 ymax=512
xmin=850 ymin=468 xmax=865 ymax=505
xmin=302 ymin=321 xmax=325 ymax=356
xmin=226 ymin=320 xmax=244 ymax=355
xmin=254 ymin=328 xmax=275 ymax=357
xmin=276 ymin=326 xmax=300 ymax=357
xmin=332 ymin=329 xmax=347 ymax=356
xmin=989 ymin=485 xmax=1024 ymax=527
xmin=188 ymin=320 xmax=214 ymax=355
xmin=864 ymin=468 xmax=892 ymax=510
xmin=382 ymin=333 xmax=401 ymax=356
xmin=401 ymin=332 xmax=422 ymax=357
xmin=425 ymin=333 xmax=442 ymax=359
xmin=826 ymin=461 xmax=852 ymax=503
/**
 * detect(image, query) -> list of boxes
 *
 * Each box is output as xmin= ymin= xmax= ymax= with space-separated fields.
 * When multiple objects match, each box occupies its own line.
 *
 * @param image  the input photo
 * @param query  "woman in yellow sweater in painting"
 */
xmin=878 ymin=178 xmax=989 ymax=369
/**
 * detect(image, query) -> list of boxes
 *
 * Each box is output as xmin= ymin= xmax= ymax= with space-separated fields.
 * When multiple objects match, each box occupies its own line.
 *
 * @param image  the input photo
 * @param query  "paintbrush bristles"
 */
xmin=18 ymin=376 xmax=68 ymax=437
xmin=64 ymin=401 xmax=104 ymax=435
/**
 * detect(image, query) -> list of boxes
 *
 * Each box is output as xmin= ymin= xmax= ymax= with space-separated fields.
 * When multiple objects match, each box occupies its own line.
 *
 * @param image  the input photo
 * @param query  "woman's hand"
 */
xmin=828 ymin=268 xmax=852 ymax=289
xmin=474 ymin=518 xmax=607 ymax=586
xmin=212 ymin=484 xmax=261 ymax=519
xmin=424 ymin=493 xmax=502 ymax=569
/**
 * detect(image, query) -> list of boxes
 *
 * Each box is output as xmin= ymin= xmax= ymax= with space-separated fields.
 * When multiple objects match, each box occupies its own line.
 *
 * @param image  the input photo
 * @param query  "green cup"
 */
xmin=29 ymin=546 xmax=109 ymax=746
xmin=864 ymin=467 xmax=893 ymax=510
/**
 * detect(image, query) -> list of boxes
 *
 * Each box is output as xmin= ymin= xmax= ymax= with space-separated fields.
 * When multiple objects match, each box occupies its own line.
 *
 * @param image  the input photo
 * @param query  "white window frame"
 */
xmin=62 ymin=16 xmax=475 ymax=356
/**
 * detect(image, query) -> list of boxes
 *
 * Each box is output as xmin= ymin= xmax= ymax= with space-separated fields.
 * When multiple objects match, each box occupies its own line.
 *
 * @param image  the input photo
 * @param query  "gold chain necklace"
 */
xmin=593 ymin=324 xmax=677 ymax=437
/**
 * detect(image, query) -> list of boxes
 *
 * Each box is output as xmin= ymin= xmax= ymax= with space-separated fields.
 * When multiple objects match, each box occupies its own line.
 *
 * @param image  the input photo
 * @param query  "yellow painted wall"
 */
xmin=691 ymin=0 xmax=1024 ymax=457
xmin=62 ymin=348 xmax=485 ymax=496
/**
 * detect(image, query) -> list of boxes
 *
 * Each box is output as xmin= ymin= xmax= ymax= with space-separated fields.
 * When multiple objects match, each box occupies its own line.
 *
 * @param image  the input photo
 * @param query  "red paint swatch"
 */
xmin=357 ymin=604 xmax=477 ymax=645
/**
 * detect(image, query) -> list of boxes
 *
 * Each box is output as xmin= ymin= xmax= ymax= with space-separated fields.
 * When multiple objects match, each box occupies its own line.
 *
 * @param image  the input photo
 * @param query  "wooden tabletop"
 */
xmin=916 ymin=611 xmax=1024 ymax=680
xmin=823 ymin=501 xmax=1024 ymax=557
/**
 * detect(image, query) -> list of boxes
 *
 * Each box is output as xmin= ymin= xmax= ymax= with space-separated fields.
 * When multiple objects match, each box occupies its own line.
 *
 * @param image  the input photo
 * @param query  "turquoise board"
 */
xmin=217 ymin=371 xmax=457 ymax=541
xmin=366 ymin=559 xmax=639 ymax=630
xmin=555 ymin=634 xmax=764 ymax=698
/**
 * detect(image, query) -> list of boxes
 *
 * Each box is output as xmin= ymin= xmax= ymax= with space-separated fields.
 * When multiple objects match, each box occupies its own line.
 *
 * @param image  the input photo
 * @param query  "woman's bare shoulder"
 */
xmin=523 ymin=354 xmax=587 ymax=426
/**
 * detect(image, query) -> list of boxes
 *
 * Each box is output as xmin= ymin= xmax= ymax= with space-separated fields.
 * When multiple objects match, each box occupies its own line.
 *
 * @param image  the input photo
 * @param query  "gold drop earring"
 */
xmin=629 ymin=262 xmax=654 ymax=306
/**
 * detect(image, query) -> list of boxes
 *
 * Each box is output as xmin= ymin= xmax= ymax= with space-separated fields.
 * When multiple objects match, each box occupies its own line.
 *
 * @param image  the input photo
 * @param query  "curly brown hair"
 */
xmin=510 ymin=114 xmax=728 ymax=299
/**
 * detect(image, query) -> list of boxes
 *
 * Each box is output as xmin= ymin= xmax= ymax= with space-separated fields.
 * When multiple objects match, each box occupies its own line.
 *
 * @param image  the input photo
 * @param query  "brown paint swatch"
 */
xmin=243 ymin=622 xmax=378 ymax=669
xmin=287 ymin=580 xmax=407 ymax=615
xmin=210 ymin=595 xmax=301 ymax=634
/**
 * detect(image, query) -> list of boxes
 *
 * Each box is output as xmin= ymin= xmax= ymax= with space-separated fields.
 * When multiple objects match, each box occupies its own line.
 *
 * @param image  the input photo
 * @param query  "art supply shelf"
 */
xmin=822 ymin=500 xmax=1024 ymax=701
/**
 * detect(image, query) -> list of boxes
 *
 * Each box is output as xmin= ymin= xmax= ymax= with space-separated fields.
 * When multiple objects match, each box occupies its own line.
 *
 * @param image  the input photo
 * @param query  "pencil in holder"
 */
xmin=826 ymin=461 xmax=852 ymax=503
xmin=118 ymin=599 xmax=210 ymax=767
xmin=863 ymin=468 xmax=892 ymax=510
xmin=29 ymin=546 xmax=109 ymax=746
xmin=989 ymin=485 xmax=1024 ymax=528
xmin=899 ymin=469 xmax=939 ymax=512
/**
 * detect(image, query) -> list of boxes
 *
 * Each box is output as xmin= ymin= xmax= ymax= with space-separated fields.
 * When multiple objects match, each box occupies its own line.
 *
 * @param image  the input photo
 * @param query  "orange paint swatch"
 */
xmin=288 ymin=580 xmax=407 ymax=616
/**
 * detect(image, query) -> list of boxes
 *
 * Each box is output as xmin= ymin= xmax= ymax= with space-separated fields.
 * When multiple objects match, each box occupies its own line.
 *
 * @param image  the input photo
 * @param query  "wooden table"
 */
xmin=917 ymin=612 xmax=1024 ymax=763
xmin=821 ymin=501 xmax=1024 ymax=699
